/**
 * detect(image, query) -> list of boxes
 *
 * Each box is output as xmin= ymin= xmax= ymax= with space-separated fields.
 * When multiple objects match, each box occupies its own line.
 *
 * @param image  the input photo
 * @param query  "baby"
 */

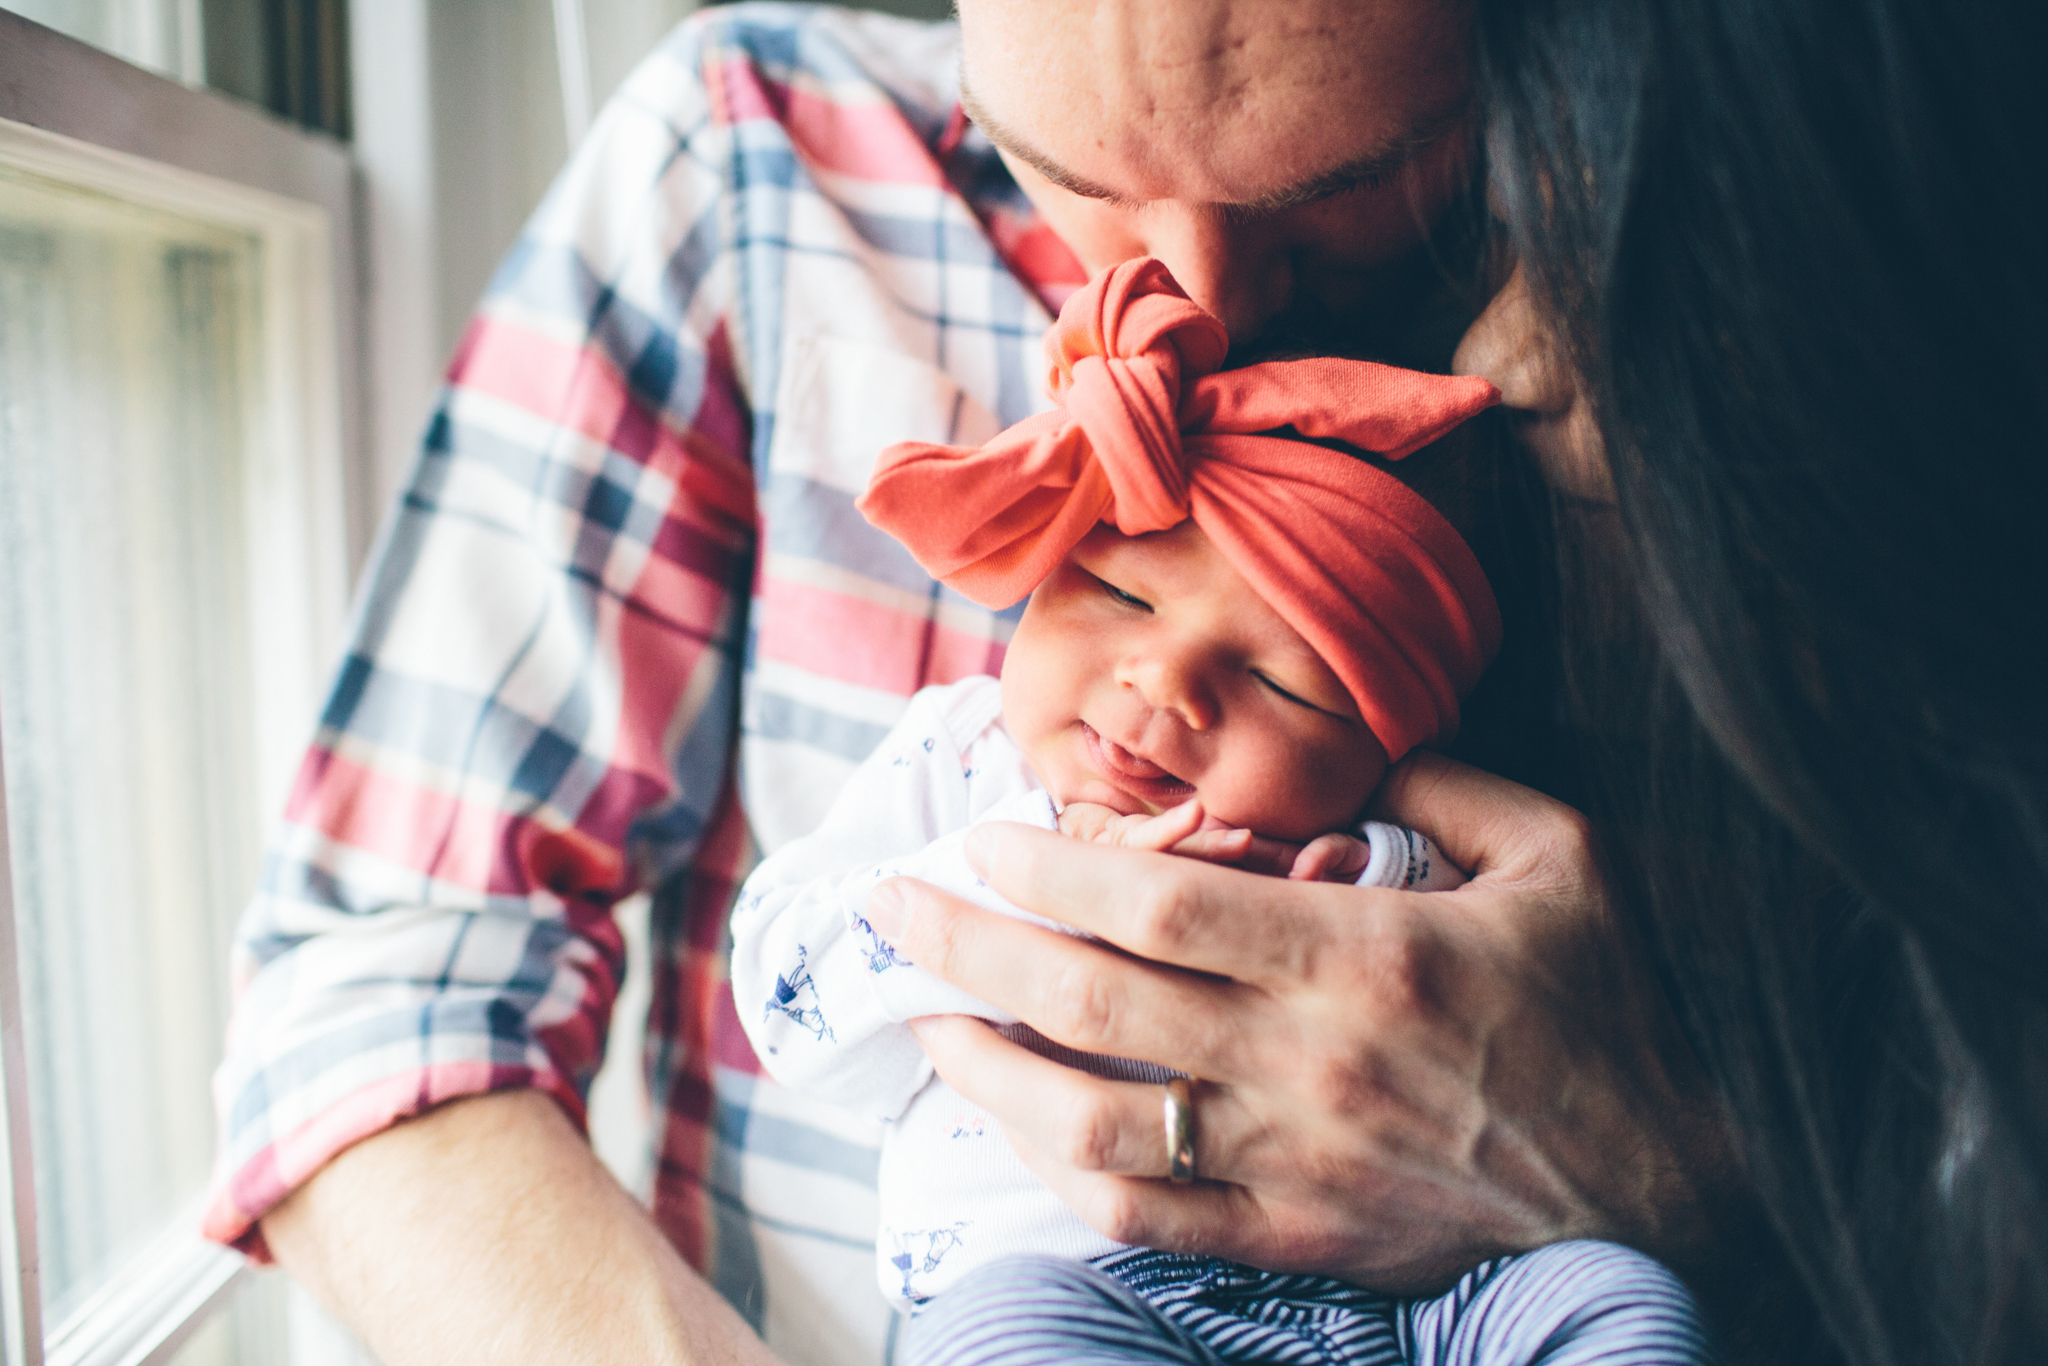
xmin=730 ymin=261 xmax=1709 ymax=1365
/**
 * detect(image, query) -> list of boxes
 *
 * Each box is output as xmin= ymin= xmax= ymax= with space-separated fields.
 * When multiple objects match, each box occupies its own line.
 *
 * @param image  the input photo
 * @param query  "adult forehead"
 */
xmin=957 ymin=0 xmax=1472 ymax=205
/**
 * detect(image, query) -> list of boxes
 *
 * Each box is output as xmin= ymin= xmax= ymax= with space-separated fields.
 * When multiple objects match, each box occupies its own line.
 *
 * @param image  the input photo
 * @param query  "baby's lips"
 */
xmin=1096 ymin=734 xmax=1177 ymax=782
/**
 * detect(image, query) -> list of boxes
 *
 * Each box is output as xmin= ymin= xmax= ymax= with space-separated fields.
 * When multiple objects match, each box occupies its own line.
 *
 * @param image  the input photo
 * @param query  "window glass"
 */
xmin=1 ymin=0 xmax=201 ymax=83
xmin=1 ymin=1 xmax=352 ymax=137
xmin=0 ymin=162 xmax=265 ymax=1328
xmin=166 ymin=1271 xmax=289 ymax=1366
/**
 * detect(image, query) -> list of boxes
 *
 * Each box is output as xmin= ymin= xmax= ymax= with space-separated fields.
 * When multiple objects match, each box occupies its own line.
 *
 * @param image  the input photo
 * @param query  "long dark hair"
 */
xmin=1474 ymin=1 xmax=2048 ymax=1362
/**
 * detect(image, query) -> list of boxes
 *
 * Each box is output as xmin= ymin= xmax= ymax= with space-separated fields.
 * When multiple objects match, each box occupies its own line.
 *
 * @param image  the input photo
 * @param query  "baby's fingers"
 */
xmin=1056 ymin=801 xmax=1127 ymax=843
xmin=1174 ymin=829 xmax=1302 ymax=876
xmin=1288 ymin=834 xmax=1371 ymax=882
xmin=1115 ymin=799 xmax=1206 ymax=852
xmin=1169 ymin=827 xmax=1254 ymax=864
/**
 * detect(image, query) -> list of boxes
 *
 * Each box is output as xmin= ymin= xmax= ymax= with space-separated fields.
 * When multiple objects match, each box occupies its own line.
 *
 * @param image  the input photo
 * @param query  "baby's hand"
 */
xmin=1054 ymin=800 xmax=1182 ymax=850
xmin=1287 ymin=832 xmax=1374 ymax=883
xmin=1055 ymin=799 xmax=1303 ymax=876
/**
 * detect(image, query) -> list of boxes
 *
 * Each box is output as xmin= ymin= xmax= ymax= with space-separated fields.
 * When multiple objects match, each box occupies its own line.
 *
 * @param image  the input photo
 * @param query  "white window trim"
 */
xmin=0 ymin=730 xmax=44 ymax=1366
xmin=0 ymin=7 xmax=369 ymax=574
xmin=0 ymin=779 xmax=241 ymax=1366
xmin=0 ymin=114 xmax=357 ymax=822
xmin=40 ymin=1203 xmax=243 ymax=1366
xmin=0 ymin=12 xmax=366 ymax=1364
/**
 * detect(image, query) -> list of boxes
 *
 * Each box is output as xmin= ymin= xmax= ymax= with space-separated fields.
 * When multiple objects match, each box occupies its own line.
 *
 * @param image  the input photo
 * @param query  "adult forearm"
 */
xmin=261 ymin=1089 xmax=780 ymax=1366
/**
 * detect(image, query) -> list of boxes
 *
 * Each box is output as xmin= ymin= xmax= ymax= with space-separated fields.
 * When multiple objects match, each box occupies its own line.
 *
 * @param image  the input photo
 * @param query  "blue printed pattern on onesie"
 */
xmin=890 ymin=1223 xmax=971 ymax=1305
xmin=764 ymin=944 xmax=834 ymax=1043
xmin=853 ymin=912 xmax=910 ymax=974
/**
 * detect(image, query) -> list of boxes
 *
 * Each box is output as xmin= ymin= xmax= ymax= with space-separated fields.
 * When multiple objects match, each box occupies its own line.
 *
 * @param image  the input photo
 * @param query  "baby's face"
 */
xmin=1000 ymin=521 xmax=1388 ymax=841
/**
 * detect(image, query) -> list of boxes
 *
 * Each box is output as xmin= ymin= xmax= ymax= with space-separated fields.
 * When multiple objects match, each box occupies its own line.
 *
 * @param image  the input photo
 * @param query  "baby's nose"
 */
xmin=1116 ymin=651 xmax=1219 ymax=732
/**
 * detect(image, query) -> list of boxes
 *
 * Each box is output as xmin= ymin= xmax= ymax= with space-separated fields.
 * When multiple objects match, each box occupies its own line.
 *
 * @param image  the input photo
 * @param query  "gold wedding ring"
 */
xmin=1163 ymin=1076 xmax=1196 ymax=1183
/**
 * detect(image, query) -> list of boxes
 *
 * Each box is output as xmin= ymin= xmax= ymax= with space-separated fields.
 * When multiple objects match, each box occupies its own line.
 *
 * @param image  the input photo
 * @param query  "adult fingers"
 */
xmin=868 ymin=876 xmax=1279 ymax=1082
xmin=1368 ymin=750 xmax=1597 ymax=887
xmin=1002 ymin=1126 xmax=1274 ymax=1263
xmin=1006 ymin=1121 xmax=1540 ymax=1292
xmin=913 ymin=1017 xmax=1287 ymax=1264
xmin=960 ymin=823 xmax=1379 ymax=986
xmin=910 ymin=1015 xmax=1275 ymax=1184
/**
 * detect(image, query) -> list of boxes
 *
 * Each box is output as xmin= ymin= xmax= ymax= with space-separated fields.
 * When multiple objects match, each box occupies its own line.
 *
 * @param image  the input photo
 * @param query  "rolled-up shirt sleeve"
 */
xmin=204 ymin=19 xmax=757 ymax=1256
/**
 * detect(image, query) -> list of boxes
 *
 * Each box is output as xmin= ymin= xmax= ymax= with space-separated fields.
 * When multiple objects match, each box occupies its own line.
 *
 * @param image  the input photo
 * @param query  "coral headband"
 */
xmin=857 ymin=258 xmax=1503 ymax=762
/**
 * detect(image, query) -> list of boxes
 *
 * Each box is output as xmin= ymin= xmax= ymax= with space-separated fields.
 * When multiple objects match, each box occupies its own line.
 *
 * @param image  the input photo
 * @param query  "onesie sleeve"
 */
xmin=1354 ymin=820 xmax=1468 ymax=891
xmin=730 ymin=681 xmax=1033 ymax=1120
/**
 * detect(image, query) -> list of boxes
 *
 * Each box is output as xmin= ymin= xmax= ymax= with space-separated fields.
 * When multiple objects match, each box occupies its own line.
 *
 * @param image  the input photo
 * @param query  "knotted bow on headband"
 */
xmin=857 ymin=258 xmax=1503 ymax=762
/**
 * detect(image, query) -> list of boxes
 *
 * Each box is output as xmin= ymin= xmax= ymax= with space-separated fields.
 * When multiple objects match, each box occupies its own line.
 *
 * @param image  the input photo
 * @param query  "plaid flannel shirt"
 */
xmin=206 ymin=7 xmax=1084 ymax=1361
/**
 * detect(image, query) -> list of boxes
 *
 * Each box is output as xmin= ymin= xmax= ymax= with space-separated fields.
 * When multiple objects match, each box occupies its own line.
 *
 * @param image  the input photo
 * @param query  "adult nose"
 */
xmin=1453 ymin=263 xmax=1614 ymax=500
xmin=1136 ymin=207 xmax=1292 ymax=343
xmin=1452 ymin=265 xmax=1572 ymax=416
xmin=1114 ymin=642 xmax=1219 ymax=733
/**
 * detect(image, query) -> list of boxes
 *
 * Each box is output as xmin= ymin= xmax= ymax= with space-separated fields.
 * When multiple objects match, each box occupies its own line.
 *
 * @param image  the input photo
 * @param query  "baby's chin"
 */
xmin=1047 ymin=779 xmax=1161 ymax=820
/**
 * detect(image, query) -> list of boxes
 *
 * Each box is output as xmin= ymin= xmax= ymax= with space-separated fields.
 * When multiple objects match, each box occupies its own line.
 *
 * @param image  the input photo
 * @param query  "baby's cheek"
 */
xmin=997 ymin=638 xmax=1053 ymax=750
xmin=1264 ymin=738 xmax=1386 ymax=840
xmin=998 ymin=630 xmax=1088 ymax=800
xmin=1199 ymin=760 xmax=1330 ymax=842
xmin=1322 ymin=740 xmax=1389 ymax=824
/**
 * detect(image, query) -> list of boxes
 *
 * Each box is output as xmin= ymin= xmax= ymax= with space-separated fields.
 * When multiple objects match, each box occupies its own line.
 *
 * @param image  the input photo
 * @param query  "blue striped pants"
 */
xmin=901 ymin=1241 xmax=1713 ymax=1365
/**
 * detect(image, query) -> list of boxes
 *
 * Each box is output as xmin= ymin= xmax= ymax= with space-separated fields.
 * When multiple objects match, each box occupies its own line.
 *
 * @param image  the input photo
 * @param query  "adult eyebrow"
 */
xmin=958 ymin=78 xmax=1468 ymax=216
xmin=959 ymin=84 xmax=1140 ymax=206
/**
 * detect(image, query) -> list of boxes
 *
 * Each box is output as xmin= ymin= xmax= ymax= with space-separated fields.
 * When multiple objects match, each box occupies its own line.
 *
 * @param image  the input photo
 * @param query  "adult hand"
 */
xmin=262 ymin=1089 xmax=783 ymax=1366
xmin=863 ymin=752 xmax=1737 ymax=1293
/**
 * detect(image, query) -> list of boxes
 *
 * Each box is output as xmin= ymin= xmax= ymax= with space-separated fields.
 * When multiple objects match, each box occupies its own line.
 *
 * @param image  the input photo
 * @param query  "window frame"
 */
xmin=0 ymin=6 xmax=369 ymax=564
xmin=0 ymin=11 xmax=366 ymax=1364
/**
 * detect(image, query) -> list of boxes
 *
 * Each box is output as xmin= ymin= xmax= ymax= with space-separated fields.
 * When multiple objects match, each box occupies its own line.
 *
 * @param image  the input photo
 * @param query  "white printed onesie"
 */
xmin=727 ymin=676 xmax=1462 ymax=1311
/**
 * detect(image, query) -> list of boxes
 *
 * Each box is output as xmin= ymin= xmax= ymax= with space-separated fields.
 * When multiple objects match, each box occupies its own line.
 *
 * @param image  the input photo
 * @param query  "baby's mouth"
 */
xmin=1081 ymin=724 xmax=1192 ymax=794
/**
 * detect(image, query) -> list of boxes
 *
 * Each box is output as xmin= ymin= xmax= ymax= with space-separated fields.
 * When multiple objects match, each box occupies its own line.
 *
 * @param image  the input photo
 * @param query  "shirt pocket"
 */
xmin=766 ymin=332 xmax=1003 ymax=495
xmin=746 ymin=336 xmax=1012 ymax=856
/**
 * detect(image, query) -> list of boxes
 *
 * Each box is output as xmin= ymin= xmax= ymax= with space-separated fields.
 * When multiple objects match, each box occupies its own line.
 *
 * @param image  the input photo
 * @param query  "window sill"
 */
xmin=45 ymin=1199 xmax=244 ymax=1366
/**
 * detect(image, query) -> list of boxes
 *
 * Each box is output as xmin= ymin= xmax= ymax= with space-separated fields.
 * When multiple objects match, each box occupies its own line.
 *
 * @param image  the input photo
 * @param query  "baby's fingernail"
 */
xmin=866 ymin=880 xmax=911 ymax=938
